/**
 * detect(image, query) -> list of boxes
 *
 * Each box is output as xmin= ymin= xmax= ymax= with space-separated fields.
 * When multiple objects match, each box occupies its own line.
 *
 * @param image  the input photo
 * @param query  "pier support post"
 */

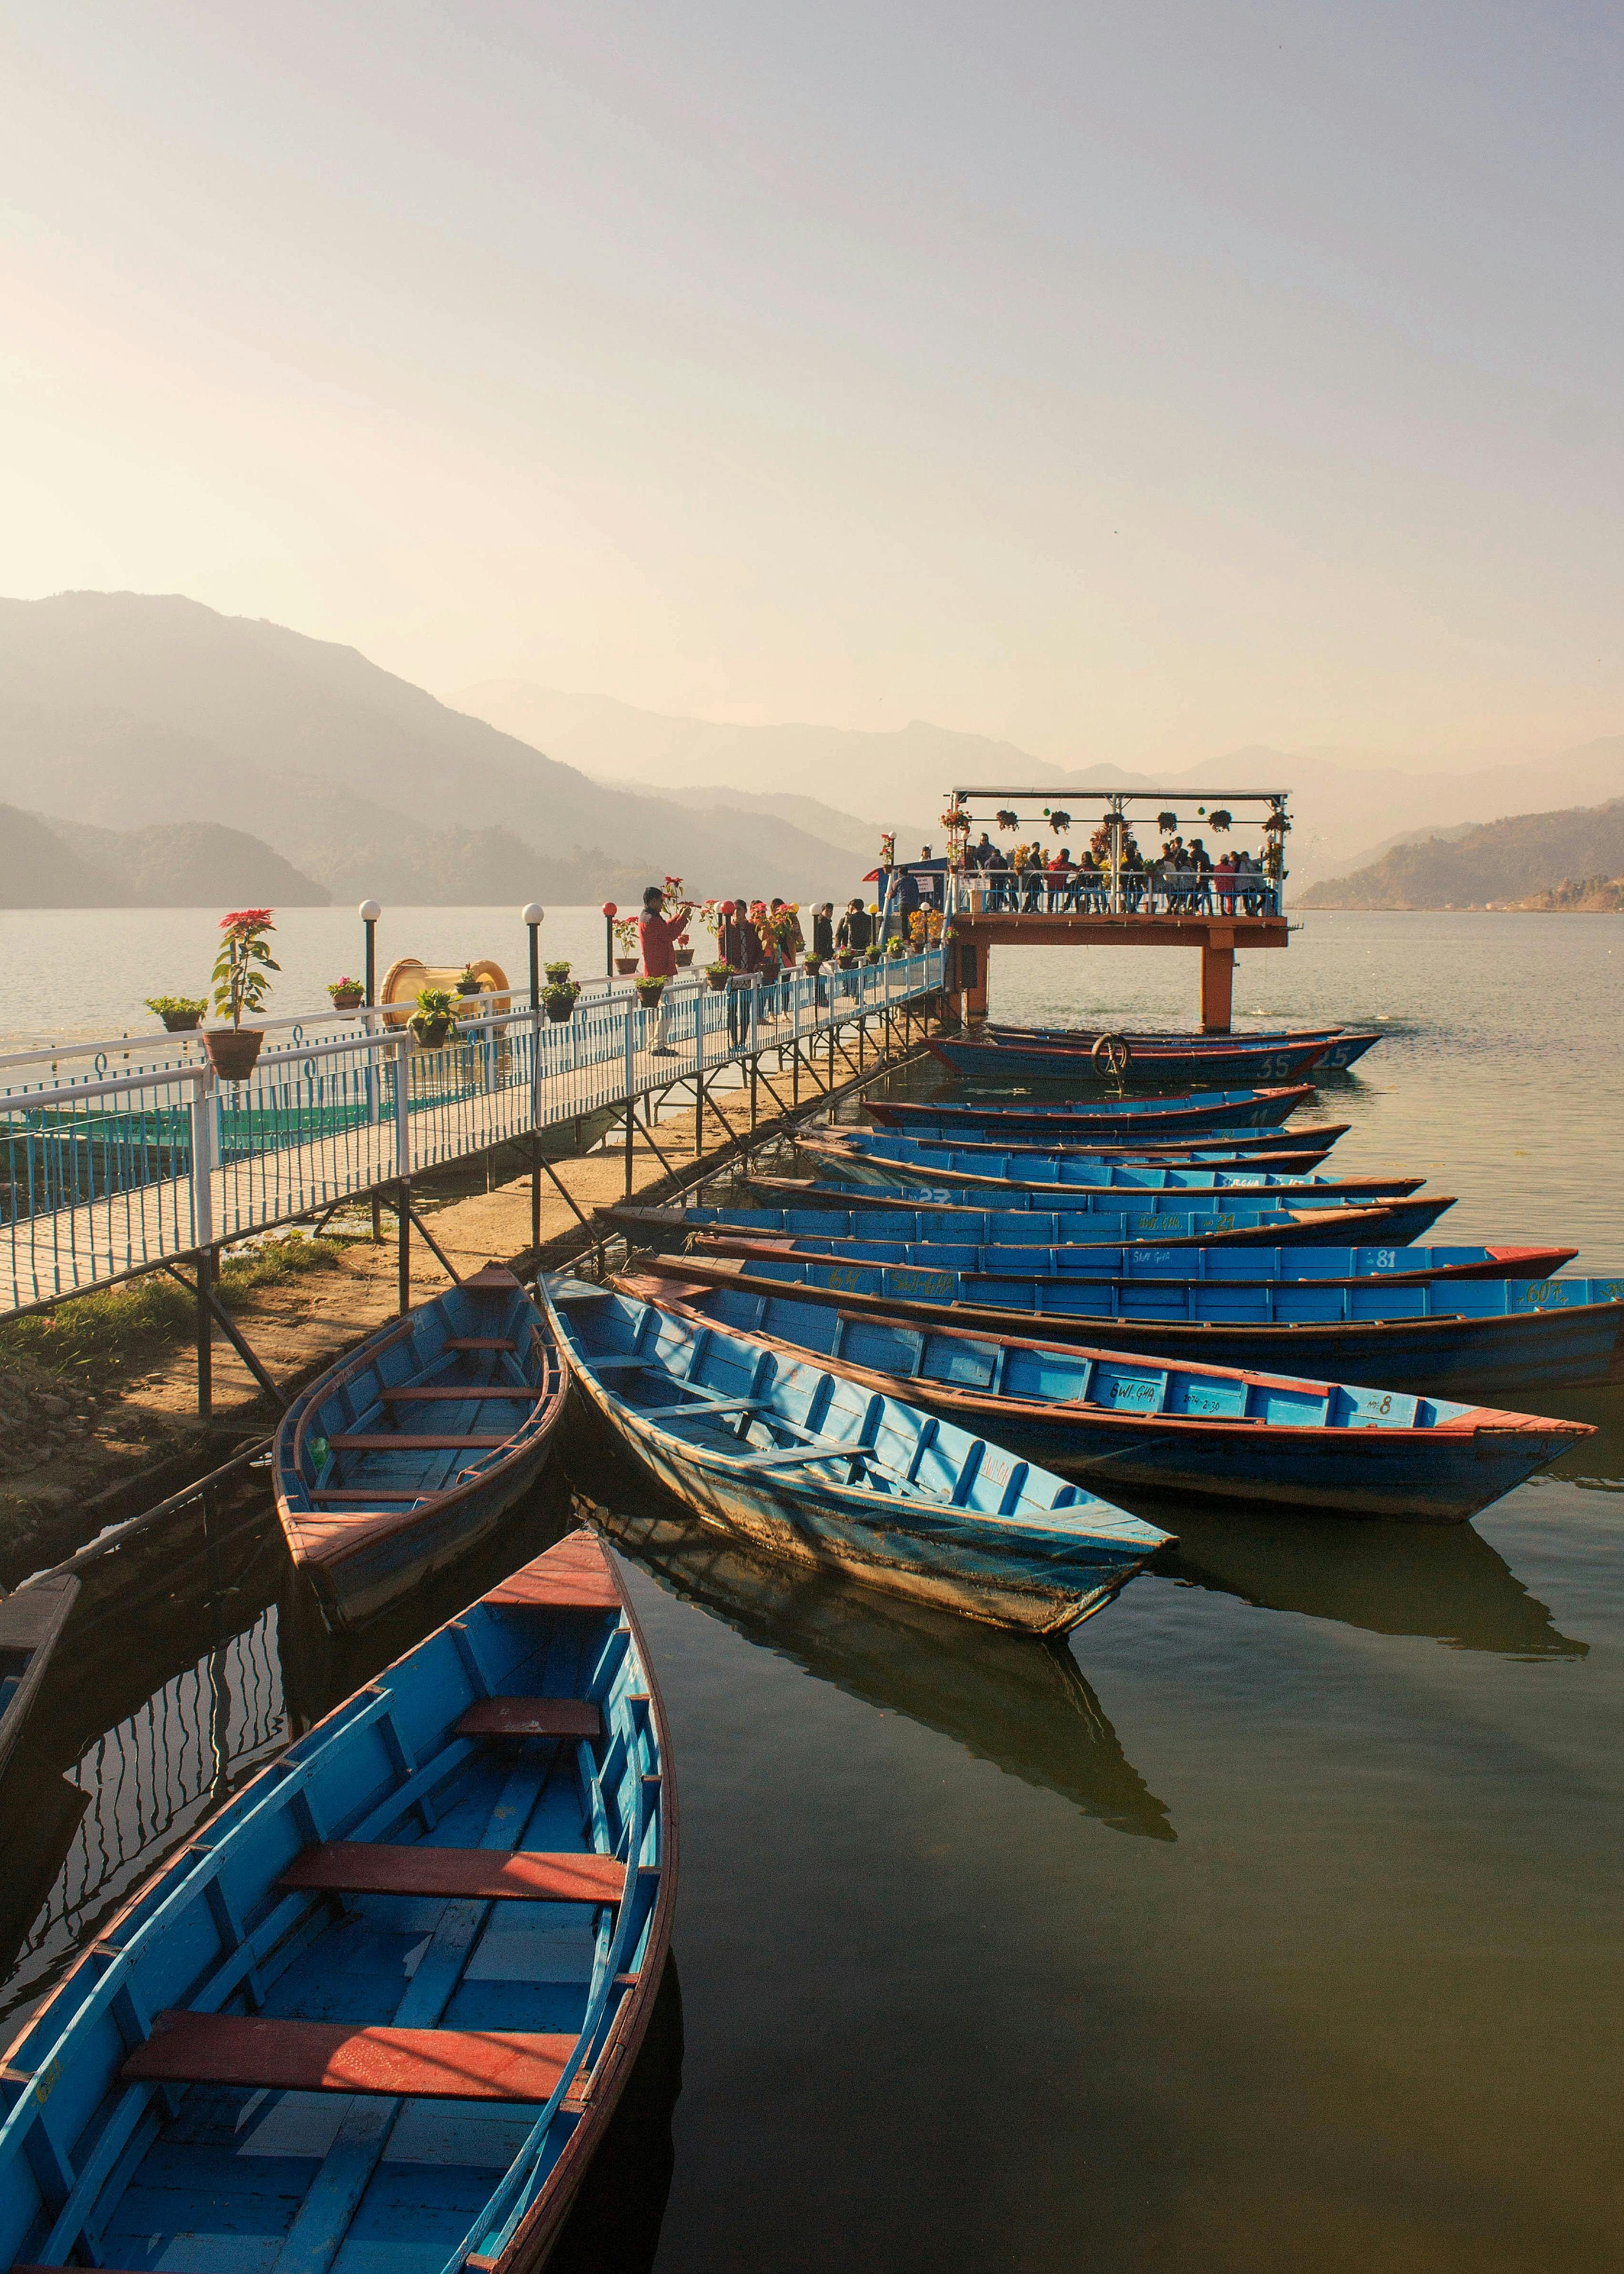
xmin=195 ymin=1246 xmax=213 ymax=1422
xmin=397 ymin=1182 xmax=411 ymax=1313
xmin=1200 ymin=933 xmax=1235 ymax=1032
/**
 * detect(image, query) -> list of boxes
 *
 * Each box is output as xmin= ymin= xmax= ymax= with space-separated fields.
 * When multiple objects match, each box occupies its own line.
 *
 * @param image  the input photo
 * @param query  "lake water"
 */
xmin=1 ymin=911 xmax=1621 ymax=2271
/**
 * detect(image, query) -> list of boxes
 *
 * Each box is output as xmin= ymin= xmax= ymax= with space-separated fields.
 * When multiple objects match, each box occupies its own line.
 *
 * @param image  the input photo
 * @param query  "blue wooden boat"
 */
xmin=630 ymin=1271 xmax=1592 ymax=1524
xmin=866 ymin=1092 xmax=1319 ymax=1139
xmin=540 ymin=1274 xmax=1170 ymax=1633
xmin=797 ymin=1131 xmax=1422 ymax=1203
xmin=929 ymin=1035 xmax=1336 ymax=1085
xmin=744 ymin=1175 xmax=1458 ymax=1247
xmin=863 ymin=1120 xmax=1351 ymax=1167
xmin=0 ymin=1573 xmax=79 ymax=1784
xmin=275 ymin=1265 xmax=567 ymax=1631
xmin=672 ymin=1218 xmax=1575 ymax=1286
xmin=645 ymin=1249 xmax=1624 ymax=1397
xmin=985 ymin=1023 xmax=1384 ymax=1072
xmin=866 ymin=1099 xmax=1337 ymax=1147
xmin=0 ymin=1527 xmax=674 ymax=2274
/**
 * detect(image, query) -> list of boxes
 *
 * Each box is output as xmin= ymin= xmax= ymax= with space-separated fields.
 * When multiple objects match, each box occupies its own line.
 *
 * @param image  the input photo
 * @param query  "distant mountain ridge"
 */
xmin=0 ymin=804 xmax=329 ymax=909
xmin=452 ymin=681 xmax=1624 ymax=886
xmin=1299 ymin=799 xmax=1624 ymax=909
xmin=0 ymin=594 xmax=881 ymax=905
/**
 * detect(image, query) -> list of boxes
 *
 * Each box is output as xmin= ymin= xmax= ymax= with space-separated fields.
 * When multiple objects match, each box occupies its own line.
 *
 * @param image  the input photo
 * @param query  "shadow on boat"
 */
xmin=581 ymin=1476 xmax=1176 ymax=1842
xmin=1157 ymin=1508 xmax=1588 ymax=1658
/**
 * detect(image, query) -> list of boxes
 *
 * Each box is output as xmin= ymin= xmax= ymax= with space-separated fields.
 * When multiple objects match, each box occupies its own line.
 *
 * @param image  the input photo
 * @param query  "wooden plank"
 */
xmin=122 ymin=2013 xmax=578 ymax=2101
xmin=485 ymin=1528 xmax=620 ymax=1611
xmin=327 ymin=1431 xmax=509 ymax=1449
xmin=311 ymin=1489 xmax=427 ymax=1503
xmin=281 ymin=1841 xmax=623 ymax=1903
xmin=456 ymin=1697 xmax=603 ymax=1740
xmin=379 ymin=1385 xmax=533 ymax=1401
xmin=444 ymin=1336 xmax=517 ymax=1350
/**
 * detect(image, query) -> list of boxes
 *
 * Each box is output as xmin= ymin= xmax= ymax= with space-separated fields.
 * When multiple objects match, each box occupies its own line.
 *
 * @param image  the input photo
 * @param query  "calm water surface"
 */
xmin=1 ymin=913 xmax=1621 ymax=2271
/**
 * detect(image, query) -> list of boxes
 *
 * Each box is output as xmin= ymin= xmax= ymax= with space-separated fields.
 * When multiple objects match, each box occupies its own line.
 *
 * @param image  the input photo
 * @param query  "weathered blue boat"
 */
xmin=643 ymin=1250 xmax=1624 ymax=1396
xmin=673 ymin=1217 xmax=1575 ymax=1286
xmin=631 ymin=1270 xmax=1591 ymax=1523
xmin=869 ymin=1085 xmax=1318 ymax=1135
xmin=603 ymin=1190 xmax=1458 ymax=1255
xmin=985 ymin=1023 xmax=1385 ymax=1072
xmin=797 ymin=1130 xmax=1422 ymax=1203
xmin=744 ymin=1175 xmax=1458 ymax=1247
xmin=866 ymin=1099 xmax=1338 ymax=1147
xmin=275 ymin=1265 xmax=567 ymax=1630
xmin=929 ymin=1034 xmax=1336 ymax=1085
xmin=863 ymin=1119 xmax=1351 ymax=1167
xmin=540 ymin=1273 xmax=1170 ymax=1633
xmin=0 ymin=1573 xmax=79 ymax=1783
xmin=0 ymin=1527 xmax=674 ymax=2274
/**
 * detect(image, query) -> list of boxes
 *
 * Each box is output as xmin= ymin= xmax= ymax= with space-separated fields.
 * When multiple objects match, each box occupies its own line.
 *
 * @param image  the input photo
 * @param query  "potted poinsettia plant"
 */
xmin=410 ymin=985 xmax=457 ymax=1047
xmin=206 ymin=910 xmax=278 ymax=1080
xmin=146 ymin=994 xmax=207 ymax=1033
xmin=612 ymin=917 xmax=640 ymax=976
xmin=327 ymin=976 xmax=365 ymax=1009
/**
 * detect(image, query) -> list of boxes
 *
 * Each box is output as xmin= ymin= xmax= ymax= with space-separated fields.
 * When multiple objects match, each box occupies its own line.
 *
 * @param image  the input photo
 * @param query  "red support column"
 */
xmin=1200 ymin=934 xmax=1234 ymax=1031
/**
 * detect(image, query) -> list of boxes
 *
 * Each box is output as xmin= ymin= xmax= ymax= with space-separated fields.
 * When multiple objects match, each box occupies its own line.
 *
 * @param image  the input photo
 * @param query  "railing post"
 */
xmin=623 ymin=999 xmax=636 ymax=1196
xmin=531 ymin=1007 xmax=543 ymax=1253
xmin=394 ymin=1034 xmax=411 ymax=1181
xmin=189 ymin=1071 xmax=215 ymax=1252
xmin=694 ymin=981 xmax=706 ymax=1157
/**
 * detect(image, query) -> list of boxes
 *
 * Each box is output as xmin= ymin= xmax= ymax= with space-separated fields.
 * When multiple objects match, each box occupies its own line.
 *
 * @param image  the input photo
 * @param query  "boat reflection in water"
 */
xmin=1161 ymin=1508 xmax=1588 ymax=1658
xmin=590 ymin=1495 xmax=1176 ymax=1842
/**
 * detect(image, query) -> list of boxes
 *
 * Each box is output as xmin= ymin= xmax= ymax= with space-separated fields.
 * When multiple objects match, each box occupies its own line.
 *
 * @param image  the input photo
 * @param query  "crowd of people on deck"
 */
xmin=633 ymin=881 xmax=894 ymax=1052
xmin=954 ymin=831 xmax=1278 ymax=914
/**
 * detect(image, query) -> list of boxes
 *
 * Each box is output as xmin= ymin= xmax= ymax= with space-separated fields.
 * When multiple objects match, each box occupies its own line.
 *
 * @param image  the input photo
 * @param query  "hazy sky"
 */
xmin=3 ymin=2 xmax=1620 ymax=764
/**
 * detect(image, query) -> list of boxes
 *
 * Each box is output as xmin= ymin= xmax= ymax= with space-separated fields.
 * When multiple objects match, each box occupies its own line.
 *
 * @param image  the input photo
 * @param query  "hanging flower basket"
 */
xmin=1157 ymin=811 xmax=1179 ymax=834
xmin=204 ymin=1028 xmax=264 ymax=1081
xmin=673 ymin=947 xmax=694 ymax=968
xmin=615 ymin=957 xmax=639 ymax=976
xmin=994 ymin=810 xmax=1020 ymax=832
xmin=705 ymin=961 xmax=734 ymax=991
xmin=1047 ymin=810 xmax=1071 ymax=835
xmin=1208 ymin=810 xmax=1232 ymax=833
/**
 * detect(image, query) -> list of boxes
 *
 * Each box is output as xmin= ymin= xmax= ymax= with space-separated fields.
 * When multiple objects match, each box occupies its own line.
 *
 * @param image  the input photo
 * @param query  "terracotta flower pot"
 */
xmin=615 ymin=957 xmax=639 ymax=976
xmin=411 ymin=1018 xmax=452 ymax=1048
xmin=836 ymin=952 xmax=858 ymax=970
xmin=330 ymin=989 xmax=363 ymax=1010
xmin=706 ymin=970 xmax=731 ymax=992
xmin=204 ymin=1028 xmax=265 ymax=1082
xmin=161 ymin=1010 xmax=203 ymax=1033
xmin=634 ymin=982 xmax=665 ymax=1007
xmin=545 ymin=999 xmax=575 ymax=1023
xmin=673 ymin=948 xmax=694 ymax=967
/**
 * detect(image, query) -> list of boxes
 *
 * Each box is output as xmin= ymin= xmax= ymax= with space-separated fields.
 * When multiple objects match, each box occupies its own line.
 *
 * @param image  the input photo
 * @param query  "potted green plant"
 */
xmin=543 ymin=959 xmax=573 ymax=984
xmin=543 ymin=978 xmax=580 ymax=1023
xmin=704 ymin=960 xmax=734 ymax=992
xmin=612 ymin=917 xmax=640 ymax=975
xmin=802 ymin=953 xmax=824 ymax=975
xmin=146 ymin=994 xmax=207 ymax=1034
xmin=835 ymin=949 xmax=858 ymax=970
xmin=887 ymin=936 xmax=909 ymax=959
xmin=633 ymin=975 xmax=667 ymax=1008
xmin=410 ymin=985 xmax=457 ymax=1047
xmin=864 ymin=944 xmax=883 ymax=964
xmin=455 ymin=964 xmax=483 ymax=998
xmin=206 ymin=909 xmax=278 ymax=1080
xmin=327 ymin=976 xmax=365 ymax=1010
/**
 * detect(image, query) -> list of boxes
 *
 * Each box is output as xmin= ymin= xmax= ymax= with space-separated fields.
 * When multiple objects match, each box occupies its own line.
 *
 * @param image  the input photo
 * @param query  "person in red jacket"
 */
xmin=638 ymin=883 xmax=693 ymax=1053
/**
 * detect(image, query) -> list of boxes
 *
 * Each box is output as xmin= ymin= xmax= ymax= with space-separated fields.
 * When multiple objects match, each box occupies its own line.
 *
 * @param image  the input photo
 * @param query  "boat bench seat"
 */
xmin=328 ymin=1432 xmax=511 ymax=1450
xmin=457 ymin=1696 xmax=603 ymax=1739
xmin=122 ymin=2013 xmax=578 ymax=2101
xmin=444 ymin=1336 xmax=518 ymax=1350
xmin=483 ymin=1542 xmax=622 ymax=1611
xmin=281 ymin=1840 xmax=623 ymax=1903
xmin=380 ymin=1386 xmax=532 ymax=1401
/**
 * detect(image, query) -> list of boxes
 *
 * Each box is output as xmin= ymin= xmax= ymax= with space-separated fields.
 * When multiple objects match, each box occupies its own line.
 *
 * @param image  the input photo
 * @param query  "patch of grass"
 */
xmin=0 ymin=1237 xmax=351 ymax=1376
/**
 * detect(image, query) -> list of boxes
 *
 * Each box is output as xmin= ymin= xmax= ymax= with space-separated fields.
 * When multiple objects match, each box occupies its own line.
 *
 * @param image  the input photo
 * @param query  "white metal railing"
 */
xmin=0 ymin=948 xmax=946 ymax=1313
xmin=945 ymin=869 xmax=1285 ymax=918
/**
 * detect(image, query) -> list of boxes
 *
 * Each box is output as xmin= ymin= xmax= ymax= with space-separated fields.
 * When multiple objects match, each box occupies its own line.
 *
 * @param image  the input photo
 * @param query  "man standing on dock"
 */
xmin=639 ymin=882 xmax=693 ymax=1055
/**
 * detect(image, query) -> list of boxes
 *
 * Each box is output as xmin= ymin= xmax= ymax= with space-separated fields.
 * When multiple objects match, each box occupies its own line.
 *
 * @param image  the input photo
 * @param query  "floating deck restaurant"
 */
xmin=927 ymin=788 xmax=1292 ymax=1029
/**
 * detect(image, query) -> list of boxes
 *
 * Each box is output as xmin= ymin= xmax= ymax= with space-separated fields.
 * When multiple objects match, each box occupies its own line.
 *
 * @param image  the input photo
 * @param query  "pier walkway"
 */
xmin=0 ymin=950 xmax=946 ymax=1316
